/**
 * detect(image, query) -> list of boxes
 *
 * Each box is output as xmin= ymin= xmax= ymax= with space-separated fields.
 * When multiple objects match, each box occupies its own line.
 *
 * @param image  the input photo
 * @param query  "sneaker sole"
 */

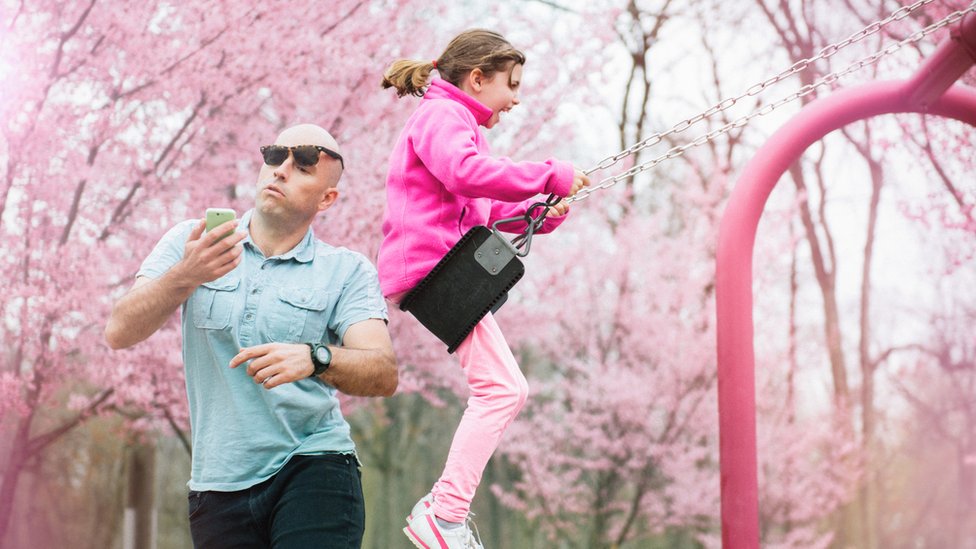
xmin=403 ymin=525 xmax=433 ymax=549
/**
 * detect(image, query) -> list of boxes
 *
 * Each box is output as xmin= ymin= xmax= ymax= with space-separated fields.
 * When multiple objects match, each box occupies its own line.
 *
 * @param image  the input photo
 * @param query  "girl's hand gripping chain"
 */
xmin=547 ymin=169 xmax=591 ymax=217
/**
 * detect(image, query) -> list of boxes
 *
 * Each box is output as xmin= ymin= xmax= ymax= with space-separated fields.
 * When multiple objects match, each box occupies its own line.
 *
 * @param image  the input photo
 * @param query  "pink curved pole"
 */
xmin=715 ymin=13 xmax=976 ymax=548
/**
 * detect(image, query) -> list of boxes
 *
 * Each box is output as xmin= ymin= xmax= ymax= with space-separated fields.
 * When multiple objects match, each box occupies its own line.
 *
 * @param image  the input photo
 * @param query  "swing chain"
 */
xmin=568 ymin=1 xmax=975 ymax=204
xmin=496 ymin=193 xmax=561 ymax=256
xmin=581 ymin=0 xmax=936 ymax=177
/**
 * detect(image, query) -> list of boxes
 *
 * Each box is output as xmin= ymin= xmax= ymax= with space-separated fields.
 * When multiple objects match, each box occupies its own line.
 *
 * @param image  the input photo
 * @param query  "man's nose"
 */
xmin=272 ymin=153 xmax=294 ymax=179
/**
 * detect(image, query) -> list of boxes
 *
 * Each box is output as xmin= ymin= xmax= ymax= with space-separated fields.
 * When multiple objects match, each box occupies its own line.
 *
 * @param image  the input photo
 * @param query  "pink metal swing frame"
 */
xmin=715 ymin=13 xmax=976 ymax=548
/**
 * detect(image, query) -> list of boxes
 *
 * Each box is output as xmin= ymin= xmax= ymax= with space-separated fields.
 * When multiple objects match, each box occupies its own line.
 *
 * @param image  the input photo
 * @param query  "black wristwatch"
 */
xmin=306 ymin=343 xmax=332 ymax=377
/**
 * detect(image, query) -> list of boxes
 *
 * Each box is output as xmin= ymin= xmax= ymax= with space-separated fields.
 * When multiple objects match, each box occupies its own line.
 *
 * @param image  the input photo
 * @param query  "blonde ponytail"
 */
xmin=381 ymin=60 xmax=435 ymax=98
xmin=381 ymin=29 xmax=526 ymax=99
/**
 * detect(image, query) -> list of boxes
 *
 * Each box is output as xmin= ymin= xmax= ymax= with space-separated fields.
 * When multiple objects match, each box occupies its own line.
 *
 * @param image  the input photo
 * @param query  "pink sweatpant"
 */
xmin=430 ymin=313 xmax=529 ymax=522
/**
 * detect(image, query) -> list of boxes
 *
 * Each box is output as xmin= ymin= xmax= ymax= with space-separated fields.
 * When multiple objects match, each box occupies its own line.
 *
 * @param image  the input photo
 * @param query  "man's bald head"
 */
xmin=274 ymin=124 xmax=343 ymax=185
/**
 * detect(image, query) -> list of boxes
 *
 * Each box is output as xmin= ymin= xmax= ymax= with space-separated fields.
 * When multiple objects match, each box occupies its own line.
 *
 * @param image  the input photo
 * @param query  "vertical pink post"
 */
xmin=714 ymin=14 xmax=976 ymax=548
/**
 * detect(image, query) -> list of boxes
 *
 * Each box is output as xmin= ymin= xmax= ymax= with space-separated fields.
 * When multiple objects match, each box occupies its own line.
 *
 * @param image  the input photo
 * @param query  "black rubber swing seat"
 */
xmin=399 ymin=225 xmax=525 ymax=353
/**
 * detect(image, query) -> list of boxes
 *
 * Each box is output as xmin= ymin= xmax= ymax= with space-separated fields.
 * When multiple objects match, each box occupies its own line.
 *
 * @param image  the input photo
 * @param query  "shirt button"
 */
xmin=251 ymin=288 xmax=259 ymax=294
xmin=245 ymin=313 xmax=254 ymax=320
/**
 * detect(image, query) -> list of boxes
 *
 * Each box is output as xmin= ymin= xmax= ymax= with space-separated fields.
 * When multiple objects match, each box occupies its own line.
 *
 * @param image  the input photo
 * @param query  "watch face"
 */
xmin=314 ymin=346 xmax=331 ymax=364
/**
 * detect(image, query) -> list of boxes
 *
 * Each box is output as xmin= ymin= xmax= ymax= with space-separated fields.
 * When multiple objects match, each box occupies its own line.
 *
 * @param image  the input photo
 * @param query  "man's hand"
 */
xmin=229 ymin=320 xmax=397 ymax=395
xmin=230 ymin=343 xmax=315 ymax=389
xmin=105 ymin=219 xmax=246 ymax=350
xmin=172 ymin=219 xmax=246 ymax=287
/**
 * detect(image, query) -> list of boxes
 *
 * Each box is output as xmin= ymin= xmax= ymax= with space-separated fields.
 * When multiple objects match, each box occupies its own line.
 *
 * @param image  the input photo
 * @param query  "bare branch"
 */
xmin=25 ymin=389 xmax=114 ymax=457
xmin=163 ymin=408 xmax=191 ymax=455
xmin=526 ymin=0 xmax=577 ymax=13
xmin=320 ymin=0 xmax=366 ymax=37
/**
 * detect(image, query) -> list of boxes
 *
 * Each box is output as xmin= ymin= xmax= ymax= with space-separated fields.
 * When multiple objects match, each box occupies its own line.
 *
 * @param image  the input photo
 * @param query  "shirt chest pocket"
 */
xmin=191 ymin=276 xmax=241 ymax=330
xmin=266 ymin=287 xmax=336 ymax=343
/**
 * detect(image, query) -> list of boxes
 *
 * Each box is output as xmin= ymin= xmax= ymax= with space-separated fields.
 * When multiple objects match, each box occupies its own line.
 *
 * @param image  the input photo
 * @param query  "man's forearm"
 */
xmin=322 ymin=346 xmax=398 ymax=397
xmin=104 ymin=273 xmax=196 ymax=349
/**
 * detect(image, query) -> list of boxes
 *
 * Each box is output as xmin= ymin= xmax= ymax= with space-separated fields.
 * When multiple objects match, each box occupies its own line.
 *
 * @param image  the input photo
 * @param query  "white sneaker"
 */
xmin=403 ymin=511 xmax=484 ymax=549
xmin=407 ymin=493 xmax=434 ymax=522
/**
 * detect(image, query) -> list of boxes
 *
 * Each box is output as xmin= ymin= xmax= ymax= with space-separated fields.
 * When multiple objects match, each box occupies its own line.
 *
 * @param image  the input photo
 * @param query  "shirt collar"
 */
xmin=240 ymin=208 xmax=316 ymax=263
xmin=424 ymin=77 xmax=493 ymax=127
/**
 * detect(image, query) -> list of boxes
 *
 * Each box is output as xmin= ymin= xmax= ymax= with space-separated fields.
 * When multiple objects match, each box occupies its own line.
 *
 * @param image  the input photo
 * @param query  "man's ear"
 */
xmin=317 ymin=188 xmax=339 ymax=213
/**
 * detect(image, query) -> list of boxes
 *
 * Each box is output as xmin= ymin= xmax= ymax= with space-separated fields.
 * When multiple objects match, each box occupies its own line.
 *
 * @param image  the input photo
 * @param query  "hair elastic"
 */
xmin=431 ymin=59 xmax=438 ymax=69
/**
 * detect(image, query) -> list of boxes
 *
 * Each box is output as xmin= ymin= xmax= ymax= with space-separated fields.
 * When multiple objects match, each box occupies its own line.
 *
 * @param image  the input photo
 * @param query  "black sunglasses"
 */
xmin=260 ymin=144 xmax=344 ymax=170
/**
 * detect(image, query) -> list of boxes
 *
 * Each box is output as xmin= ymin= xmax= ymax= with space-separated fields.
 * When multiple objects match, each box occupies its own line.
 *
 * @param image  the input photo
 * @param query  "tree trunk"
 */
xmin=0 ymin=456 xmax=25 ymax=549
xmin=856 ymin=136 xmax=884 ymax=549
xmin=123 ymin=442 xmax=156 ymax=549
xmin=789 ymin=163 xmax=866 ymax=547
xmin=788 ymin=164 xmax=849 ymax=401
xmin=0 ymin=419 xmax=30 ymax=548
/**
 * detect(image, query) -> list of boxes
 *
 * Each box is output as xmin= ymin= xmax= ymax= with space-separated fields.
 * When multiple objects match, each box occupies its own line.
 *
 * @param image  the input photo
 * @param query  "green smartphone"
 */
xmin=205 ymin=208 xmax=236 ymax=239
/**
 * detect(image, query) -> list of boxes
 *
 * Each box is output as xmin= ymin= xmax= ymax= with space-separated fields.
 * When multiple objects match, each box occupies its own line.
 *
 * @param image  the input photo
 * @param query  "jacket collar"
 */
xmin=424 ymin=77 xmax=493 ymax=127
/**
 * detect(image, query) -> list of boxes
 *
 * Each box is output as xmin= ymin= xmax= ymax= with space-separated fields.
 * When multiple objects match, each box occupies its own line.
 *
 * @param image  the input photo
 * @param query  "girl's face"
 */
xmin=468 ymin=63 xmax=522 ymax=129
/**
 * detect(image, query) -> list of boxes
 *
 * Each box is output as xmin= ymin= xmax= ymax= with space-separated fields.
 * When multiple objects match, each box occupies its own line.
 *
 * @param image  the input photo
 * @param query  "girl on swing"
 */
xmin=377 ymin=28 xmax=590 ymax=549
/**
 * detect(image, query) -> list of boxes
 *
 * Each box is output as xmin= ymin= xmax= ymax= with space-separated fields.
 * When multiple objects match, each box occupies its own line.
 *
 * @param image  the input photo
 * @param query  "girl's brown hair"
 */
xmin=381 ymin=29 xmax=526 ymax=98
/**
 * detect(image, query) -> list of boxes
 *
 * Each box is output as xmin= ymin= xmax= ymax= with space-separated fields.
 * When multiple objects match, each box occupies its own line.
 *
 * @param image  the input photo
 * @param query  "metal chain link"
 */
xmin=568 ymin=0 xmax=975 ymax=204
xmin=581 ymin=0 xmax=934 ymax=177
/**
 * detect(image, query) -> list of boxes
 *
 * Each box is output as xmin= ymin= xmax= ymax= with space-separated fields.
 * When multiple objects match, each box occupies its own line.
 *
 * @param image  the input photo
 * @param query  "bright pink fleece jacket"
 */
xmin=377 ymin=77 xmax=574 ymax=297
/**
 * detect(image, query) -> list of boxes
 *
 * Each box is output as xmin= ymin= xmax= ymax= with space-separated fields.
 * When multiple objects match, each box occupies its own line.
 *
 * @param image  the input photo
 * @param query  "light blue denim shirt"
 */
xmin=138 ymin=209 xmax=388 ymax=491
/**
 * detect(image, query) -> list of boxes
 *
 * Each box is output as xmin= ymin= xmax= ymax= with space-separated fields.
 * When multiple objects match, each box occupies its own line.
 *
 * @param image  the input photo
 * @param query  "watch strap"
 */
xmin=306 ymin=343 xmax=331 ymax=377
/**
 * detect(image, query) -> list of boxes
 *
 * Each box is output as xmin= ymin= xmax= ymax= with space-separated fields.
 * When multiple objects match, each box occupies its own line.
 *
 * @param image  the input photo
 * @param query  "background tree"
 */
xmin=0 ymin=0 xmax=430 ymax=544
xmin=1 ymin=0 xmax=973 ymax=547
xmin=706 ymin=0 xmax=976 ymax=546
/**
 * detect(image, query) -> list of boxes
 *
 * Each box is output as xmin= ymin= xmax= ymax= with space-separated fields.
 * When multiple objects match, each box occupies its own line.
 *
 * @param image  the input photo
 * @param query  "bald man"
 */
xmin=106 ymin=124 xmax=396 ymax=548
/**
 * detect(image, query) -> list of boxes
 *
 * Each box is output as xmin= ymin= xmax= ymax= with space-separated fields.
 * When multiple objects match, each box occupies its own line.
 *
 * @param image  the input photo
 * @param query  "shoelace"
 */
xmin=463 ymin=512 xmax=484 ymax=549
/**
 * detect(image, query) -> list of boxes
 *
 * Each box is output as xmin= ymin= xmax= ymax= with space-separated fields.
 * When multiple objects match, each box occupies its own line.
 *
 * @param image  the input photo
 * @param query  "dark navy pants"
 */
xmin=188 ymin=454 xmax=365 ymax=548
